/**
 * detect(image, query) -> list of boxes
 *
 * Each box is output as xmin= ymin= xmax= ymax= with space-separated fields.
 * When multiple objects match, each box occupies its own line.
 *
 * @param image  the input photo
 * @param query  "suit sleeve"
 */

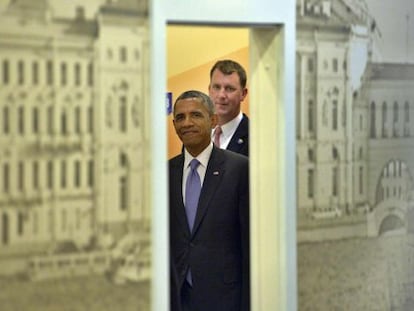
xmin=239 ymin=158 xmax=250 ymax=311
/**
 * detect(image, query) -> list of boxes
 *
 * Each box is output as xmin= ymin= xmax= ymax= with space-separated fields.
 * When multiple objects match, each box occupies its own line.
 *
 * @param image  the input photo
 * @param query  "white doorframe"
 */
xmin=150 ymin=2 xmax=296 ymax=311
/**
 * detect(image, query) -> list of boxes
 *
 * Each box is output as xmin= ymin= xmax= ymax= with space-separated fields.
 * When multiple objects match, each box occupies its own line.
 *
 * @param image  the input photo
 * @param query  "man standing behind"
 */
xmin=209 ymin=60 xmax=249 ymax=157
xmin=169 ymin=90 xmax=250 ymax=311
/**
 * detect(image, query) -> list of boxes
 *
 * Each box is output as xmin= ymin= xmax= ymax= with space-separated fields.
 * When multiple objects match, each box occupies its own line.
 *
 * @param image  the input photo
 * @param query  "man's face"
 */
xmin=208 ymin=69 xmax=247 ymax=124
xmin=173 ymin=98 xmax=217 ymax=156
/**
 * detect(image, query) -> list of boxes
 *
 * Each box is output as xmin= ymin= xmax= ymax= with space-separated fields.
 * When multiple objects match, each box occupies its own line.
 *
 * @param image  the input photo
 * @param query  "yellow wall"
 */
xmin=167 ymin=26 xmax=249 ymax=157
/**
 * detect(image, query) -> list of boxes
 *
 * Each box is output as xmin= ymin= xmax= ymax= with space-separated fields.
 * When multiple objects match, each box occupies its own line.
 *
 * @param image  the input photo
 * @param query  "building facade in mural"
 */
xmin=0 ymin=0 xmax=150 ymax=276
xmin=296 ymin=2 xmax=414 ymax=309
xmin=360 ymin=62 xmax=414 ymax=236
xmin=296 ymin=0 xmax=414 ymax=238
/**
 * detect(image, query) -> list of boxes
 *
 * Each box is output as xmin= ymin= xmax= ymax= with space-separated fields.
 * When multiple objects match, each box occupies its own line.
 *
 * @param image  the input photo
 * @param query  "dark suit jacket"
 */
xmin=169 ymin=146 xmax=250 ymax=311
xmin=226 ymin=113 xmax=249 ymax=157
xmin=170 ymin=258 xmax=182 ymax=311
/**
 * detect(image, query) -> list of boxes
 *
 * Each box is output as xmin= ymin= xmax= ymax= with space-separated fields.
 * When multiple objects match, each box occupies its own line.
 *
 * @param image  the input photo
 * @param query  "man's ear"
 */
xmin=210 ymin=114 xmax=218 ymax=128
xmin=241 ymin=87 xmax=248 ymax=101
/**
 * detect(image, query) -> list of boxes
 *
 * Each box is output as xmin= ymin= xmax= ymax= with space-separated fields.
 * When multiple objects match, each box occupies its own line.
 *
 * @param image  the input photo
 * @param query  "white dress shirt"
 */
xmin=212 ymin=112 xmax=243 ymax=149
xmin=182 ymin=142 xmax=213 ymax=200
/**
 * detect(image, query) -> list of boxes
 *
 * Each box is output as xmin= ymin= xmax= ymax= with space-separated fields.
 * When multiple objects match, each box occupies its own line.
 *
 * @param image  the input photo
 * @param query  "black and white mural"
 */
xmin=0 ymin=1 xmax=151 ymax=310
xmin=296 ymin=0 xmax=414 ymax=309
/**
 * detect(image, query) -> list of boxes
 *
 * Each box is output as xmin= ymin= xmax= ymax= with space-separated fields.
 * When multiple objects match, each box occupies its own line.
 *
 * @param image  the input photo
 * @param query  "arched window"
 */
xmin=120 ymin=46 xmax=127 ymax=63
xmin=3 ymin=60 xmax=9 ymax=84
xmin=405 ymin=101 xmax=410 ymax=122
xmin=61 ymin=160 xmax=67 ymax=188
xmin=332 ymin=147 xmax=339 ymax=160
xmin=88 ymin=106 xmax=93 ymax=133
xmin=308 ymin=148 xmax=314 ymax=162
xmin=88 ymin=160 xmax=94 ymax=187
xmin=308 ymin=99 xmax=314 ymax=132
xmin=18 ymin=60 xmax=24 ymax=85
xmin=61 ymin=62 xmax=67 ymax=86
xmin=307 ymin=169 xmax=314 ymax=198
xmin=32 ymin=61 xmax=39 ymax=85
xmin=87 ymin=62 xmax=93 ymax=86
xmin=119 ymin=96 xmax=127 ymax=132
xmin=370 ymin=101 xmax=376 ymax=138
xmin=33 ymin=161 xmax=39 ymax=190
xmin=3 ymin=163 xmax=9 ymax=192
xmin=46 ymin=60 xmax=53 ymax=85
xmin=404 ymin=101 xmax=410 ymax=136
xmin=47 ymin=106 xmax=54 ymax=135
xmin=332 ymin=147 xmax=339 ymax=197
xmin=18 ymin=106 xmax=24 ymax=135
xmin=119 ymin=152 xmax=129 ymax=211
xmin=382 ymin=101 xmax=387 ymax=137
xmin=3 ymin=106 xmax=9 ymax=134
xmin=75 ymin=106 xmax=81 ymax=134
xmin=47 ymin=160 xmax=53 ymax=190
xmin=393 ymin=101 xmax=399 ymax=137
xmin=359 ymin=166 xmax=363 ymax=195
xmin=74 ymin=160 xmax=81 ymax=188
xmin=332 ymin=100 xmax=338 ymax=130
xmin=332 ymin=166 xmax=338 ymax=196
xmin=18 ymin=161 xmax=24 ymax=191
xmin=74 ymin=63 xmax=81 ymax=86
xmin=61 ymin=109 xmax=68 ymax=135
xmin=33 ymin=107 xmax=39 ymax=133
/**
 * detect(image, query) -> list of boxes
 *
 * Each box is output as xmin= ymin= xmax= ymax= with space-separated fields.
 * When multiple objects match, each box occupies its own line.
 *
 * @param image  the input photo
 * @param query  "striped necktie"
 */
xmin=214 ymin=126 xmax=222 ymax=147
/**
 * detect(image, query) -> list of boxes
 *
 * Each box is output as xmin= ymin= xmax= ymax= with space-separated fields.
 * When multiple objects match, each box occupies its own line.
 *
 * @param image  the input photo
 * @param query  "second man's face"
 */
xmin=208 ymin=69 xmax=248 ymax=124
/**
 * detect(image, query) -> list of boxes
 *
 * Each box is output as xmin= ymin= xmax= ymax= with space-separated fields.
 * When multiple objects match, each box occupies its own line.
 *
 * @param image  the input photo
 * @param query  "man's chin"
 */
xmin=182 ymin=139 xmax=198 ymax=147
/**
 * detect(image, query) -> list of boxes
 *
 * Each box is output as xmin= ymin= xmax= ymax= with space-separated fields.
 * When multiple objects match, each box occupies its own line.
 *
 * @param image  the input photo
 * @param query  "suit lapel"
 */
xmin=170 ymin=156 xmax=191 ymax=235
xmin=227 ymin=114 xmax=248 ymax=153
xmin=191 ymin=147 xmax=225 ymax=235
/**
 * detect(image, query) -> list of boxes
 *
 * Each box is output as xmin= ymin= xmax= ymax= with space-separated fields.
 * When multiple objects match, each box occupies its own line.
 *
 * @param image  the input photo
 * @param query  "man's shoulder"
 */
xmin=236 ymin=113 xmax=249 ymax=133
xmin=215 ymin=147 xmax=248 ymax=164
xmin=169 ymin=154 xmax=183 ymax=167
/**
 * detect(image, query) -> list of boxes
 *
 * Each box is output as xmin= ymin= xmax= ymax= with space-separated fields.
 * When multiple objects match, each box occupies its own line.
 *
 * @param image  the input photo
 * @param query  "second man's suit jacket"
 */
xmin=169 ymin=146 xmax=250 ymax=311
xmin=226 ymin=113 xmax=249 ymax=157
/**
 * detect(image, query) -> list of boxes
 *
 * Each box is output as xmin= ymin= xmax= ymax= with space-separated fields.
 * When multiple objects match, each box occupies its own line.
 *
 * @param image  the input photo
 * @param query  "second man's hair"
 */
xmin=210 ymin=59 xmax=247 ymax=88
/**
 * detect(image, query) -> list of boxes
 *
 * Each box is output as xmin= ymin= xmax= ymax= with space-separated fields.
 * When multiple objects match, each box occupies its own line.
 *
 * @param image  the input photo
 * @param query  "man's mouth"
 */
xmin=181 ymin=130 xmax=198 ymax=136
xmin=216 ymin=102 xmax=228 ymax=109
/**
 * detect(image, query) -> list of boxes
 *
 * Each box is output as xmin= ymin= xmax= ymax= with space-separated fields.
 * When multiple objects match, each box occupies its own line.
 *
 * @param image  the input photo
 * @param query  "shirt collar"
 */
xmin=219 ymin=111 xmax=243 ymax=138
xmin=184 ymin=142 xmax=213 ymax=169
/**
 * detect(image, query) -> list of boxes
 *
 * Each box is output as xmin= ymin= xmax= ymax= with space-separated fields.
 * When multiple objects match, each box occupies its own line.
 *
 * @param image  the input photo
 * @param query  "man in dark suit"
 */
xmin=169 ymin=90 xmax=250 ymax=311
xmin=209 ymin=60 xmax=249 ymax=157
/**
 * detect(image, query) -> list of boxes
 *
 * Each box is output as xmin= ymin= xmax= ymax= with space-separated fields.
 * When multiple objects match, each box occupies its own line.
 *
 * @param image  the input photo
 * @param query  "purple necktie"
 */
xmin=185 ymin=159 xmax=201 ymax=232
xmin=185 ymin=159 xmax=201 ymax=285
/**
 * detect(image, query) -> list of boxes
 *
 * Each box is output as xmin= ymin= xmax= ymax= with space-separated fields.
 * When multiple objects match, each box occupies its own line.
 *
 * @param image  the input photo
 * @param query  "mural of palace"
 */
xmin=296 ymin=2 xmax=414 ymax=309
xmin=296 ymin=0 xmax=414 ymax=239
xmin=0 ymin=0 xmax=150 ymax=260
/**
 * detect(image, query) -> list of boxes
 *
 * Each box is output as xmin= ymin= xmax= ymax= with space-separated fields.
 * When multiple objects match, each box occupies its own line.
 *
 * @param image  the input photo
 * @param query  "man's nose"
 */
xmin=217 ymin=87 xmax=227 ymax=97
xmin=182 ymin=115 xmax=194 ymax=125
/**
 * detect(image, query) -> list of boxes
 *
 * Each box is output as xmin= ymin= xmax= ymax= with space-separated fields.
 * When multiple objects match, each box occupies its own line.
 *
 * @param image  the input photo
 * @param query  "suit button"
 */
xmin=189 ymin=242 xmax=195 ymax=248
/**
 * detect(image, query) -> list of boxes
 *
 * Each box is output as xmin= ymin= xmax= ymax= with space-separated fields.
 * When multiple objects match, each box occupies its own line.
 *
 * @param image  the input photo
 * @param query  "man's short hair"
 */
xmin=210 ymin=59 xmax=247 ymax=88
